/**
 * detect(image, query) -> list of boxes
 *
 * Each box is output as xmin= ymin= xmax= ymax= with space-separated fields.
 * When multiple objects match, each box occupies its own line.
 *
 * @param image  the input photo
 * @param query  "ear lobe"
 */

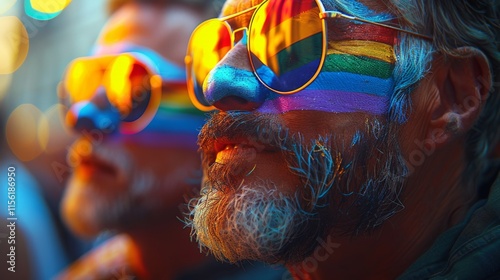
xmin=429 ymin=47 xmax=492 ymax=146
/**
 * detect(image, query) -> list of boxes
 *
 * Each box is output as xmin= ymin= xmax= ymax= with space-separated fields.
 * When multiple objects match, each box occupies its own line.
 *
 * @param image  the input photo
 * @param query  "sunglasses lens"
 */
xmin=187 ymin=19 xmax=232 ymax=110
xmin=62 ymin=54 xmax=161 ymax=134
xmin=106 ymin=55 xmax=149 ymax=119
xmin=63 ymin=59 xmax=103 ymax=105
xmin=105 ymin=54 xmax=161 ymax=133
xmin=249 ymin=0 xmax=324 ymax=93
xmin=60 ymin=58 xmax=107 ymax=128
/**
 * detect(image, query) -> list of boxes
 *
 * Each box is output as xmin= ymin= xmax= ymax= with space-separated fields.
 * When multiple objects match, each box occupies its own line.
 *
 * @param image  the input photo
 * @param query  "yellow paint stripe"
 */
xmin=160 ymin=86 xmax=194 ymax=109
xmin=327 ymin=40 xmax=395 ymax=63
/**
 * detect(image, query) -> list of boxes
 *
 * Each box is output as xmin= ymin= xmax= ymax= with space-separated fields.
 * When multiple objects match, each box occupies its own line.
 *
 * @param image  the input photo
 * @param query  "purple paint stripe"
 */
xmin=257 ymin=89 xmax=389 ymax=114
xmin=119 ymin=133 xmax=199 ymax=150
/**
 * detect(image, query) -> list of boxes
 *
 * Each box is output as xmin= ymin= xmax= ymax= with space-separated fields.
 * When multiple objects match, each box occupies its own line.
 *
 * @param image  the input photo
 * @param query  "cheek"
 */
xmin=397 ymin=120 xmax=429 ymax=171
xmin=258 ymin=37 xmax=397 ymax=114
xmin=397 ymin=84 xmax=438 ymax=156
xmin=258 ymin=67 xmax=395 ymax=115
xmin=128 ymin=109 xmax=203 ymax=148
xmin=280 ymin=111 xmax=377 ymax=145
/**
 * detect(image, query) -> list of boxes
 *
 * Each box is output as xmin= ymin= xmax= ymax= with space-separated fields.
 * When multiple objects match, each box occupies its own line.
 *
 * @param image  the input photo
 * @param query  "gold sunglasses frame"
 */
xmin=60 ymin=53 xmax=163 ymax=134
xmin=186 ymin=0 xmax=432 ymax=111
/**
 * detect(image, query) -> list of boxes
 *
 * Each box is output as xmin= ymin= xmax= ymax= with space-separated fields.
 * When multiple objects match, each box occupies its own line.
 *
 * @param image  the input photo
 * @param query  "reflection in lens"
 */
xmin=65 ymin=59 xmax=103 ymax=104
xmin=106 ymin=55 xmax=134 ymax=115
xmin=188 ymin=19 xmax=232 ymax=109
xmin=119 ymin=75 xmax=161 ymax=134
xmin=249 ymin=0 xmax=323 ymax=93
xmin=123 ymin=62 xmax=152 ymax=122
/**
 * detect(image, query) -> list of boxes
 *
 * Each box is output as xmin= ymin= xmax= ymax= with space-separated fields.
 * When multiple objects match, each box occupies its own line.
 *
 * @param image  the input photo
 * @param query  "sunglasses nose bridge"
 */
xmin=203 ymin=43 xmax=269 ymax=111
xmin=65 ymin=87 xmax=121 ymax=135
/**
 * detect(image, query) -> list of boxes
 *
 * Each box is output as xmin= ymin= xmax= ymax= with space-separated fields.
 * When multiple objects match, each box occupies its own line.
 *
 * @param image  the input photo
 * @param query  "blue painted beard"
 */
xmin=185 ymin=111 xmax=408 ymax=264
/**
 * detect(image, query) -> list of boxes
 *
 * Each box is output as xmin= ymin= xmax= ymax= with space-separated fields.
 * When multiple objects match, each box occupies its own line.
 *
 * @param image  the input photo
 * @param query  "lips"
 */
xmin=216 ymin=144 xmax=256 ymax=164
xmin=210 ymin=137 xmax=279 ymax=166
xmin=68 ymin=139 xmax=128 ymax=181
xmin=78 ymin=155 xmax=118 ymax=177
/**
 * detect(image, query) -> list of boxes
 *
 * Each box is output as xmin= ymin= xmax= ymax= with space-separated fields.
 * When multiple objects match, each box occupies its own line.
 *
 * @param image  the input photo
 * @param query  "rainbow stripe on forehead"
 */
xmin=254 ymin=0 xmax=398 ymax=115
xmin=324 ymin=19 xmax=396 ymax=80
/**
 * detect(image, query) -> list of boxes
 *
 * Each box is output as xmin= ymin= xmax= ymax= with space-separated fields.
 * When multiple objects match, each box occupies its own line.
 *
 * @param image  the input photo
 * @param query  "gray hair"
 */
xmin=390 ymin=0 xmax=500 ymax=190
xmin=334 ymin=0 xmax=499 ymax=190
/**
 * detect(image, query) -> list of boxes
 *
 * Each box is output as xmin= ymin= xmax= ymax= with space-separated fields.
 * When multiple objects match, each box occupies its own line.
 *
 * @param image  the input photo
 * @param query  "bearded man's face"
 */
xmin=187 ymin=111 xmax=407 ymax=264
xmin=185 ymin=0 xmax=410 ymax=265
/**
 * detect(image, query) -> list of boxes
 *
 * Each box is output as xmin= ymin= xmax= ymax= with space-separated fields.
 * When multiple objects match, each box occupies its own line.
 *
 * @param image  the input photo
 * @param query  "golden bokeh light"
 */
xmin=6 ymin=104 xmax=45 ymax=162
xmin=0 ymin=16 xmax=29 ymax=74
xmin=38 ymin=104 xmax=76 ymax=155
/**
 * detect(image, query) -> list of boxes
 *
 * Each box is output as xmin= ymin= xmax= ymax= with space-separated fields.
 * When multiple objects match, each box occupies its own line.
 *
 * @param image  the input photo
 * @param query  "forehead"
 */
xmin=221 ymin=0 xmax=391 ymax=16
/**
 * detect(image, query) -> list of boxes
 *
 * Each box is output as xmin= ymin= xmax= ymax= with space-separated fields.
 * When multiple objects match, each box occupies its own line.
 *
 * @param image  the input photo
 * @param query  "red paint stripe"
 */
xmin=326 ymin=19 xmax=397 ymax=45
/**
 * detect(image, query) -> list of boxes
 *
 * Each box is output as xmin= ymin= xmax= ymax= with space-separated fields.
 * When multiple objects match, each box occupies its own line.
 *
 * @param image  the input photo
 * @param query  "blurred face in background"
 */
xmin=60 ymin=1 xmax=210 ymax=238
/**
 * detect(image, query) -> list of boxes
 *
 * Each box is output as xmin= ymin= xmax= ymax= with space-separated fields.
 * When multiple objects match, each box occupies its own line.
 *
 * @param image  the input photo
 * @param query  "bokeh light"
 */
xmin=31 ymin=0 xmax=72 ymax=14
xmin=6 ymin=104 xmax=46 ymax=162
xmin=38 ymin=103 xmax=76 ymax=155
xmin=25 ymin=0 xmax=69 ymax=20
xmin=0 ymin=0 xmax=17 ymax=15
xmin=0 ymin=16 xmax=29 ymax=74
xmin=0 ymin=75 xmax=13 ymax=101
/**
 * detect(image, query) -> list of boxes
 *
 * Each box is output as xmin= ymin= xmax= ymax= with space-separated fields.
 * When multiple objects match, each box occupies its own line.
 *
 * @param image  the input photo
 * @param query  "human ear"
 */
xmin=427 ymin=47 xmax=492 ymax=146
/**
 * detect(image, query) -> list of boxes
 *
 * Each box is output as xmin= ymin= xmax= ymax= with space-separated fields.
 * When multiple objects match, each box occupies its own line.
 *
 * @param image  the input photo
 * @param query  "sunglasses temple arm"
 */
xmin=320 ymin=11 xmax=433 ymax=41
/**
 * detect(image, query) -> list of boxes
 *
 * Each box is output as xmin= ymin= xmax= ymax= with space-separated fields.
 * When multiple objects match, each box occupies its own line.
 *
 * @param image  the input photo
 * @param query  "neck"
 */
xmin=291 ymin=141 xmax=476 ymax=280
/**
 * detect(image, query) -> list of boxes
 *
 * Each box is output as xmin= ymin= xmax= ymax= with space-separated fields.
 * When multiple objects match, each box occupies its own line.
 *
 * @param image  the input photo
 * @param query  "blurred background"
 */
xmin=1 ymin=0 xmax=107 ymax=186
xmin=0 ymin=1 xmax=108 ymax=279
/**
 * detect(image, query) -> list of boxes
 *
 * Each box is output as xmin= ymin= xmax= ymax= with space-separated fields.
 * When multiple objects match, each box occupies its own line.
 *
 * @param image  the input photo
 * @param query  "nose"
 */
xmin=65 ymin=87 xmax=121 ymax=134
xmin=203 ymin=43 xmax=270 ymax=111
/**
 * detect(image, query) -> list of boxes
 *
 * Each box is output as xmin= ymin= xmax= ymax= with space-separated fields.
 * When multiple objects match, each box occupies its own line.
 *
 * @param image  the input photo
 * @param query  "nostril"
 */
xmin=213 ymin=96 xmax=263 ymax=111
xmin=203 ymin=64 xmax=269 ymax=111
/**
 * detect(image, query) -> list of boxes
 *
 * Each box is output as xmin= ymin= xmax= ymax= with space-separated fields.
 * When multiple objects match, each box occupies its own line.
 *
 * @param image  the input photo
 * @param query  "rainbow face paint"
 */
xmin=61 ymin=43 xmax=204 ymax=139
xmin=186 ymin=0 xmax=429 ymax=114
xmin=258 ymin=13 xmax=397 ymax=114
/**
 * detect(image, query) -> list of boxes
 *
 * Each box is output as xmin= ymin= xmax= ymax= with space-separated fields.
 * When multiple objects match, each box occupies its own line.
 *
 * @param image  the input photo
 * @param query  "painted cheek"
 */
xmin=258 ymin=44 xmax=396 ymax=114
xmin=142 ymin=108 xmax=204 ymax=134
xmin=257 ymin=72 xmax=393 ymax=114
xmin=126 ymin=107 xmax=204 ymax=148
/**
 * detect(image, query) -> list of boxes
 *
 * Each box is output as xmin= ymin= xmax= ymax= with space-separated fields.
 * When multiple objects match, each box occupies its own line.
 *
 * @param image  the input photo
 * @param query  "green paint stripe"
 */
xmin=323 ymin=53 xmax=394 ymax=79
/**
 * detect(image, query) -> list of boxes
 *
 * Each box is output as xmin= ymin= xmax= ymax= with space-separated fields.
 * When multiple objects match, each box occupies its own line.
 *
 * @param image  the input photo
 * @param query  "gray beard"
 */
xmin=63 ymin=142 xmax=191 ymax=235
xmin=186 ymin=112 xmax=408 ymax=264
xmin=65 ymin=165 xmax=162 ymax=232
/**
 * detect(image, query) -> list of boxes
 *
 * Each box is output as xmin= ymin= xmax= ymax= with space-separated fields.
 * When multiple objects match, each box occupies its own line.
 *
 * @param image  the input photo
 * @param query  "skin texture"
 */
xmin=186 ymin=0 xmax=495 ymax=279
xmin=58 ymin=2 xmax=213 ymax=279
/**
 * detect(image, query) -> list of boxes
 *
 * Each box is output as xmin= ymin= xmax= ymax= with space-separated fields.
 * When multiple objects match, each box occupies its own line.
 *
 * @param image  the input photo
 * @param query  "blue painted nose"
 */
xmin=202 ymin=42 xmax=271 ymax=112
xmin=65 ymin=89 xmax=121 ymax=134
